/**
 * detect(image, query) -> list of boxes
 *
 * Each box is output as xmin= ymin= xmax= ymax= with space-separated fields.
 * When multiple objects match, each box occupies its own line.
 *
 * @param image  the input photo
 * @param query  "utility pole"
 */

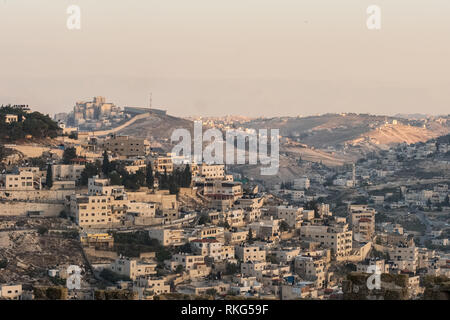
xmin=149 ymin=92 xmax=152 ymax=109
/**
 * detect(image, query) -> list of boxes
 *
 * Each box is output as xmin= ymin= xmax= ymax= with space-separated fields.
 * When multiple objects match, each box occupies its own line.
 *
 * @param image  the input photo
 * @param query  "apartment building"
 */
xmin=190 ymin=238 xmax=223 ymax=261
xmin=168 ymin=253 xmax=206 ymax=271
xmin=294 ymin=256 xmax=327 ymax=288
xmin=88 ymin=176 xmax=126 ymax=197
xmin=198 ymin=164 xmax=225 ymax=181
xmin=225 ymin=230 xmax=249 ymax=245
xmin=126 ymin=202 xmax=156 ymax=218
xmin=300 ymin=225 xmax=353 ymax=258
xmin=153 ymin=155 xmax=174 ymax=174
xmin=102 ymin=135 xmax=150 ymax=157
xmin=1 ymin=171 xmax=37 ymax=191
xmin=208 ymin=209 xmax=245 ymax=228
xmin=0 ymin=284 xmax=22 ymax=300
xmin=203 ymin=181 xmax=243 ymax=201
xmin=235 ymin=245 xmax=266 ymax=262
xmin=349 ymin=204 xmax=376 ymax=242
xmin=274 ymin=248 xmax=301 ymax=263
xmin=190 ymin=225 xmax=225 ymax=241
xmin=293 ymin=177 xmax=310 ymax=190
xmin=4 ymin=114 xmax=19 ymax=124
xmin=248 ymin=219 xmax=280 ymax=240
xmin=137 ymin=278 xmax=170 ymax=295
xmin=317 ymin=203 xmax=332 ymax=217
xmin=109 ymin=257 xmax=157 ymax=281
xmin=241 ymin=261 xmax=268 ymax=278
xmin=148 ymin=228 xmax=185 ymax=247
xmin=390 ymin=245 xmax=419 ymax=272
xmin=52 ymin=164 xmax=85 ymax=181
xmin=70 ymin=193 xmax=127 ymax=228
xmin=356 ymin=259 xmax=390 ymax=274
xmin=277 ymin=206 xmax=303 ymax=228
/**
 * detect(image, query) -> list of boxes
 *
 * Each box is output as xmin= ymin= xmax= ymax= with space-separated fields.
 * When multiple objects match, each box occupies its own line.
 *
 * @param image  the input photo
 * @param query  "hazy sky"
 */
xmin=1 ymin=0 xmax=449 ymax=117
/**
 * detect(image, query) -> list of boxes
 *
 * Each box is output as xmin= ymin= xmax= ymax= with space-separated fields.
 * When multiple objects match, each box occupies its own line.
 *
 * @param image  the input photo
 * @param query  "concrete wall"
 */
xmin=81 ymin=113 xmax=151 ymax=137
xmin=0 ymin=189 xmax=75 ymax=202
xmin=0 ymin=202 xmax=64 ymax=217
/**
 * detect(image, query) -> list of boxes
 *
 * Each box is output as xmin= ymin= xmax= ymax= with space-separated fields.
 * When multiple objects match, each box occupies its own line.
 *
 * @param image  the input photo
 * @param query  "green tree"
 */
xmin=80 ymin=161 xmax=101 ymax=185
xmin=102 ymin=150 xmax=110 ymax=176
xmin=46 ymin=163 xmax=53 ymax=189
xmin=279 ymin=220 xmax=290 ymax=232
xmin=183 ymin=164 xmax=192 ymax=187
xmin=62 ymin=147 xmax=77 ymax=164
xmin=146 ymin=163 xmax=154 ymax=189
xmin=159 ymin=168 xmax=169 ymax=190
xmin=175 ymin=265 xmax=184 ymax=274
xmin=247 ymin=228 xmax=254 ymax=243
xmin=108 ymin=171 xmax=122 ymax=185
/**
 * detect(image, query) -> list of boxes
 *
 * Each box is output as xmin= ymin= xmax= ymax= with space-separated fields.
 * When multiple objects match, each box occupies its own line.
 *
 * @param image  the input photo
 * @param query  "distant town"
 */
xmin=0 ymin=98 xmax=449 ymax=300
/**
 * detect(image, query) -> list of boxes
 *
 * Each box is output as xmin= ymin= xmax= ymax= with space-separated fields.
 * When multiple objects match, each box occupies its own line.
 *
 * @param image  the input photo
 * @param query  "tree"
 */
xmin=146 ymin=163 xmax=154 ymax=189
xmin=108 ymin=171 xmax=122 ymax=185
xmin=79 ymin=161 xmax=101 ymax=185
xmin=37 ymin=226 xmax=48 ymax=235
xmin=0 ymin=145 xmax=4 ymax=160
xmin=247 ymin=228 xmax=254 ymax=243
xmin=46 ymin=163 xmax=53 ymax=189
xmin=102 ymin=150 xmax=110 ymax=176
xmin=168 ymin=174 xmax=180 ymax=195
xmin=279 ymin=220 xmax=290 ymax=232
xmin=205 ymin=289 xmax=217 ymax=297
xmin=159 ymin=168 xmax=169 ymax=190
xmin=183 ymin=164 xmax=192 ymax=187
xmin=62 ymin=147 xmax=77 ymax=164
xmin=175 ymin=265 xmax=184 ymax=274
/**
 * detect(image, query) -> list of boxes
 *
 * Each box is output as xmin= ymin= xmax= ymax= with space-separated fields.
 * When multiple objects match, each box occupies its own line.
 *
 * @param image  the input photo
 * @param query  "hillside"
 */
xmin=349 ymin=124 xmax=450 ymax=148
xmin=117 ymin=113 xmax=193 ymax=149
xmin=244 ymin=113 xmax=450 ymax=151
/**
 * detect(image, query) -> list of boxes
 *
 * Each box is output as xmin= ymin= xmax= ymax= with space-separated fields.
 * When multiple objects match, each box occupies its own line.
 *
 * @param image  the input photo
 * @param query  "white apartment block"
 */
xmin=300 ymin=225 xmax=353 ymax=258
xmin=52 ymin=164 xmax=85 ymax=181
xmin=168 ymin=253 xmax=206 ymax=271
xmin=1 ymin=171 xmax=37 ymax=191
xmin=294 ymin=256 xmax=326 ymax=288
xmin=277 ymin=206 xmax=303 ymax=228
xmin=148 ymin=228 xmax=185 ymax=247
xmin=389 ymin=246 xmax=419 ymax=272
xmin=349 ymin=205 xmax=376 ymax=242
xmin=109 ymin=257 xmax=157 ymax=280
xmin=225 ymin=230 xmax=249 ymax=245
xmin=235 ymin=245 xmax=266 ymax=262
xmin=137 ymin=278 xmax=170 ymax=295
xmin=70 ymin=193 xmax=128 ymax=228
xmin=191 ymin=238 xmax=224 ymax=261
xmin=88 ymin=176 xmax=126 ymax=197
xmin=126 ymin=202 xmax=156 ymax=218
